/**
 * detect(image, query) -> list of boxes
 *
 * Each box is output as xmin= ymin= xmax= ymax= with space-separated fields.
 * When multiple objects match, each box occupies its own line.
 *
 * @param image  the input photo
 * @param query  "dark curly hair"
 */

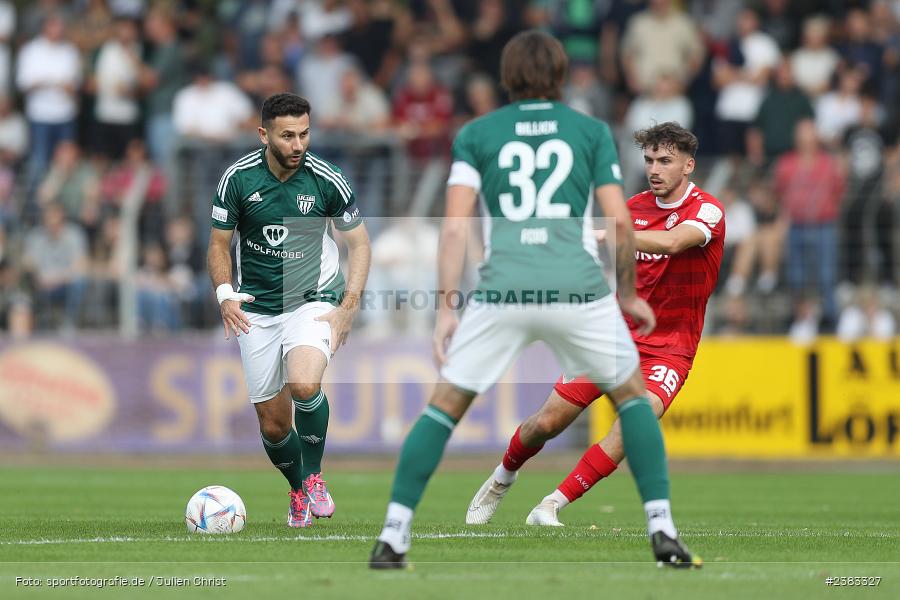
xmin=261 ymin=93 xmax=311 ymax=128
xmin=633 ymin=122 xmax=699 ymax=157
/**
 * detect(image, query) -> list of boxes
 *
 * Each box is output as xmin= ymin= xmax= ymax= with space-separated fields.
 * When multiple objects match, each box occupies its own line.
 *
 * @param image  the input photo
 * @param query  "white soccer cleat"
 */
xmin=466 ymin=473 xmax=517 ymax=525
xmin=526 ymin=500 xmax=564 ymax=526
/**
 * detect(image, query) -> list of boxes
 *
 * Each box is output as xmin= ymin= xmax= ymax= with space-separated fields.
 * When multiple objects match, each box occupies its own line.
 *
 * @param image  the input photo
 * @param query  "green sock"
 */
xmin=293 ymin=390 xmax=329 ymax=481
xmin=390 ymin=405 xmax=458 ymax=509
xmin=617 ymin=396 xmax=670 ymax=502
xmin=261 ymin=430 xmax=304 ymax=491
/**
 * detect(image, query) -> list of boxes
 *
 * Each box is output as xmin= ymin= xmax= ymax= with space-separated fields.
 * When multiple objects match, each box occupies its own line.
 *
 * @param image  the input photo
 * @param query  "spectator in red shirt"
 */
xmin=773 ymin=118 xmax=846 ymax=328
xmin=100 ymin=139 xmax=167 ymax=240
xmin=392 ymin=60 xmax=453 ymax=162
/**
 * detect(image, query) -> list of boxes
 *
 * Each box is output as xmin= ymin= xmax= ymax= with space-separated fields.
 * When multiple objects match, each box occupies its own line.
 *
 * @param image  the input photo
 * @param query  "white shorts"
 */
xmin=237 ymin=301 xmax=335 ymax=403
xmin=440 ymin=294 xmax=639 ymax=394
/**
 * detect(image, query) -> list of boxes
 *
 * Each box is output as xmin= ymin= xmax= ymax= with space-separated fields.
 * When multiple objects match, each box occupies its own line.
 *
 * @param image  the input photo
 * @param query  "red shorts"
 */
xmin=554 ymin=353 xmax=692 ymax=412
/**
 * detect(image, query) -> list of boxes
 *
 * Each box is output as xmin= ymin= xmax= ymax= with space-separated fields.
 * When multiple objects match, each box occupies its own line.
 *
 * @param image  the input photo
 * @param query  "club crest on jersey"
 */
xmin=665 ymin=212 xmax=679 ymax=230
xmin=263 ymin=224 xmax=288 ymax=247
xmin=297 ymin=194 xmax=316 ymax=214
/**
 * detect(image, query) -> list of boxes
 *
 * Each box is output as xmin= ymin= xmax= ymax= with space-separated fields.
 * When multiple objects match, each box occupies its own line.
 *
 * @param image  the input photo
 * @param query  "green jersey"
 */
xmin=211 ymin=148 xmax=363 ymax=315
xmin=450 ymin=100 xmax=621 ymax=303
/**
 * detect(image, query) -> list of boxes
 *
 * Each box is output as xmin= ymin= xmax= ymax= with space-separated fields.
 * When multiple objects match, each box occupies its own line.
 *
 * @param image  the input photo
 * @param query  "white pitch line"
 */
xmin=0 ymin=532 xmax=509 ymax=546
xmin=1 ymin=529 xmax=896 ymax=546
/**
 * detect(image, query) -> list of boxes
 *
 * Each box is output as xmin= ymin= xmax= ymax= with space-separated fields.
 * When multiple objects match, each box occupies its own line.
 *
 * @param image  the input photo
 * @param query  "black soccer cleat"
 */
xmin=651 ymin=531 xmax=703 ymax=569
xmin=369 ymin=540 xmax=408 ymax=570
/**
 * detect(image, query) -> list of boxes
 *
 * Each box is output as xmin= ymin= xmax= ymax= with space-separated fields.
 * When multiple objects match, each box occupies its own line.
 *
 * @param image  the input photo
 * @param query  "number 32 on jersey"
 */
xmin=498 ymin=140 xmax=573 ymax=221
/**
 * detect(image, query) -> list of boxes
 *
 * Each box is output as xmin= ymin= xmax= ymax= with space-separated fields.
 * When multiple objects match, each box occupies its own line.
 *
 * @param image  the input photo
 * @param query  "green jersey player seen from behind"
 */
xmin=451 ymin=100 xmax=621 ymax=302
xmin=371 ymin=30 xmax=697 ymax=571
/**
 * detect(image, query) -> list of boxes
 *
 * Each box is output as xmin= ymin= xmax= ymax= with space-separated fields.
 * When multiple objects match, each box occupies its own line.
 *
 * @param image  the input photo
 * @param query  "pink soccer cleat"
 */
xmin=304 ymin=473 xmax=335 ymax=518
xmin=288 ymin=489 xmax=313 ymax=528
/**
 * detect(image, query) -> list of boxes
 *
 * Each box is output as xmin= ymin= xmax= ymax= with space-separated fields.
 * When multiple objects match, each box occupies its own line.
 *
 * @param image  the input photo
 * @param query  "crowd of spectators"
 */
xmin=0 ymin=0 xmax=897 ymax=341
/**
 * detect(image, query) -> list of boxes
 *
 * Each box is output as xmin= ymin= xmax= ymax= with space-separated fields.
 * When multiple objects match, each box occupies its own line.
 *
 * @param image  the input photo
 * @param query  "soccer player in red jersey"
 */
xmin=467 ymin=122 xmax=724 ymax=536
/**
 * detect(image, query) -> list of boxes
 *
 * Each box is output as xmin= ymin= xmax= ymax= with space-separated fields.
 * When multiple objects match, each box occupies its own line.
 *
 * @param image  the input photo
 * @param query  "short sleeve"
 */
xmin=212 ymin=173 xmax=240 ymax=230
xmin=451 ymin=123 xmax=478 ymax=168
xmin=448 ymin=124 xmax=482 ymax=191
xmin=325 ymin=169 xmax=363 ymax=232
xmin=682 ymin=198 xmax=725 ymax=247
xmin=592 ymin=121 xmax=624 ymax=187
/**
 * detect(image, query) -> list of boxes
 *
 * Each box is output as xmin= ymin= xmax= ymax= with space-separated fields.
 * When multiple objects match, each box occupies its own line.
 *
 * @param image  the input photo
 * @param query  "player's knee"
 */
xmin=288 ymin=382 xmax=320 ymax=402
xmin=259 ymin=420 xmax=291 ymax=443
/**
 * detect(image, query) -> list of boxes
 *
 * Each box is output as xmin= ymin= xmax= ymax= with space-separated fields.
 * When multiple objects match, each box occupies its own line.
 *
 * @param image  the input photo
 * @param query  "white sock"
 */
xmin=544 ymin=489 xmax=569 ymax=509
xmin=492 ymin=463 xmax=517 ymax=485
xmin=377 ymin=502 xmax=413 ymax=553
xmin=644 ymin=499 xmax=677 ymax=538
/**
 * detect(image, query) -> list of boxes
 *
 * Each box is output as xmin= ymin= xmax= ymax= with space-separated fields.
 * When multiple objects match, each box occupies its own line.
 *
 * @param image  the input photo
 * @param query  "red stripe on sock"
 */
xmin=501 ymin=426 xmax=544 ymax=471
xmin=557 ymin=445 xmax=618 ymax=502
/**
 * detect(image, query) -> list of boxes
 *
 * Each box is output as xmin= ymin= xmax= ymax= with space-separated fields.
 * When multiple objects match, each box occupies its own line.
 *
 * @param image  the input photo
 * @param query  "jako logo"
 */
xmin=263 ymin=225 xmax=288 ymax=247
xmin=574 ymin=474 xmax=590 ymax=490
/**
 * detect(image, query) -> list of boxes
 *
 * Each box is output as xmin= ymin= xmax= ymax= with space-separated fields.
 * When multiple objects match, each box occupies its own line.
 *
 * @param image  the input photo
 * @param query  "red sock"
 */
xmin=557 ymin=445 xmax=618 ymax=503
xmin=501 ymin=426 xmax=544 ymax=471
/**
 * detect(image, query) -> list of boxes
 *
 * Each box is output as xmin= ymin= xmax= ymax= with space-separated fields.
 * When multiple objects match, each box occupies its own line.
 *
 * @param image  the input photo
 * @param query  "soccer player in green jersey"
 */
xmin=370 ymin=31 xmax=697 ymax=568
xmin=208 ymin=93 xmax=371 ymax=528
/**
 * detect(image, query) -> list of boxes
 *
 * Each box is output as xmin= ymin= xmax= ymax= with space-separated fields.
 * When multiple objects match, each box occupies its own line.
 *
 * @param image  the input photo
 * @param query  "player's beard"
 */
xmin=649 ymin=177 xmax=677 ymax=200
xmin=269 ymin=144 xmax=305 ymax=172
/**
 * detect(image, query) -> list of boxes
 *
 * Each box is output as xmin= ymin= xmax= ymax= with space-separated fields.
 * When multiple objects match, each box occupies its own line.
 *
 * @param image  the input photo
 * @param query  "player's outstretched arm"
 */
xmin=316 ymin=223 xmax=371 ymax=353
xmin=595 ymin=184 xmax=655 ymax=336
xmin=208 ymin=227 xmax=254 ymax=339
xmin=433 ymin=184 xmax=478 ymax=365
xmin=634 ymin=223 xmax=706 ymax=255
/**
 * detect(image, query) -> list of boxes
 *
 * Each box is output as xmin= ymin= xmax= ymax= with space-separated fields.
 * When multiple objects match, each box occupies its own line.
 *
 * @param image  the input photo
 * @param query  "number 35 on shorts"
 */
xmin=647 ymin=364 xmax=680 ymax=398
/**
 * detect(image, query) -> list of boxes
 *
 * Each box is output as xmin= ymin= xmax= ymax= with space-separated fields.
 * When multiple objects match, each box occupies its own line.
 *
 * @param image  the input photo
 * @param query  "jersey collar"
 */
xmin=655 ymin=182 xmax=695 ymax=209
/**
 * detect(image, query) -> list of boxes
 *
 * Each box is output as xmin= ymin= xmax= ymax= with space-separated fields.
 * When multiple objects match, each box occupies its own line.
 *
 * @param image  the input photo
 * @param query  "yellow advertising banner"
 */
xmin=589 ymin=338 xmax=900 ymax=458
xmin=811 ymin=340 xmax=900 ymax=457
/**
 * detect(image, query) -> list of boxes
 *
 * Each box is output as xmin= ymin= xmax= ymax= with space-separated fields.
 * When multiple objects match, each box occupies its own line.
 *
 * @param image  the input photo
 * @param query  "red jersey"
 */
xmin=391 ymin=84 xmax=453 ymax=159
xmin=624 ymin=182 xmax=725 ymax=361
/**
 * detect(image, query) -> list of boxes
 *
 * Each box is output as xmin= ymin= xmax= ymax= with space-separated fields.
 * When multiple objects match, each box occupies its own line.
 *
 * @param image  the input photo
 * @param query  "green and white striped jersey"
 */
xmin=211 ymin=148 xmax=362 ymax=315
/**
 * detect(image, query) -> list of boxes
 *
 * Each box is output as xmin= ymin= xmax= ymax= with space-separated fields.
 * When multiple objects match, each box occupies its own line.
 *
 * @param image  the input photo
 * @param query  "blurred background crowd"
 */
xmin=0 ymin=0 xmax=898 ymax=343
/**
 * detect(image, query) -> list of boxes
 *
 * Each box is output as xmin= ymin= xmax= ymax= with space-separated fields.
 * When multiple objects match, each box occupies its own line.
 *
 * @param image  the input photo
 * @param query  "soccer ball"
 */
xmin=185 ymin=485 xmax=246 ymax=534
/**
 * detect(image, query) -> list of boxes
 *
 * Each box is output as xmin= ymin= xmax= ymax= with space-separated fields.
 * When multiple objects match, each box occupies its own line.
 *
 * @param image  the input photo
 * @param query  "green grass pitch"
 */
xmin=1 ymin=464 xmax=897 ymax=599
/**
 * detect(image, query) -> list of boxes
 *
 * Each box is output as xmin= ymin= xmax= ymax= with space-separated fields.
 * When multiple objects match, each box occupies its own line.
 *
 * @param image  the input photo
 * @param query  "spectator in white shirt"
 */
xmin=91 ymin=17 xmax=142 ymax=160
xmin=837 ymin=287 xmax=897 ymax=341
xmin=815 ymin=68 xmax=864 ymax=148
xmin=0 ymin=97 xmax=27 ymax=164
xmin=15 ymin=13 xmax=81 ymax=189
xmin=172 ymin=63 xmax=255 ymax=144
xmin=791 ymin=15 xmax=840 ymax=99
xmin=172 ymin=62 xmax=255 ymax=249
xmin=713 ymin=8 xmax=781 ymax=155
xmin=296 ymin=34 xmax=355 ymax=114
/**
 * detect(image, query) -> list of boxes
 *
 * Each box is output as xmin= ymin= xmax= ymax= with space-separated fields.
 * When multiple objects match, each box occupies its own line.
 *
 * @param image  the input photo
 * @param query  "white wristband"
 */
xmin=216 ymin=283 xmax=237 ymax=305
xmin=216 ymin=283 xmax=254 ymax=305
